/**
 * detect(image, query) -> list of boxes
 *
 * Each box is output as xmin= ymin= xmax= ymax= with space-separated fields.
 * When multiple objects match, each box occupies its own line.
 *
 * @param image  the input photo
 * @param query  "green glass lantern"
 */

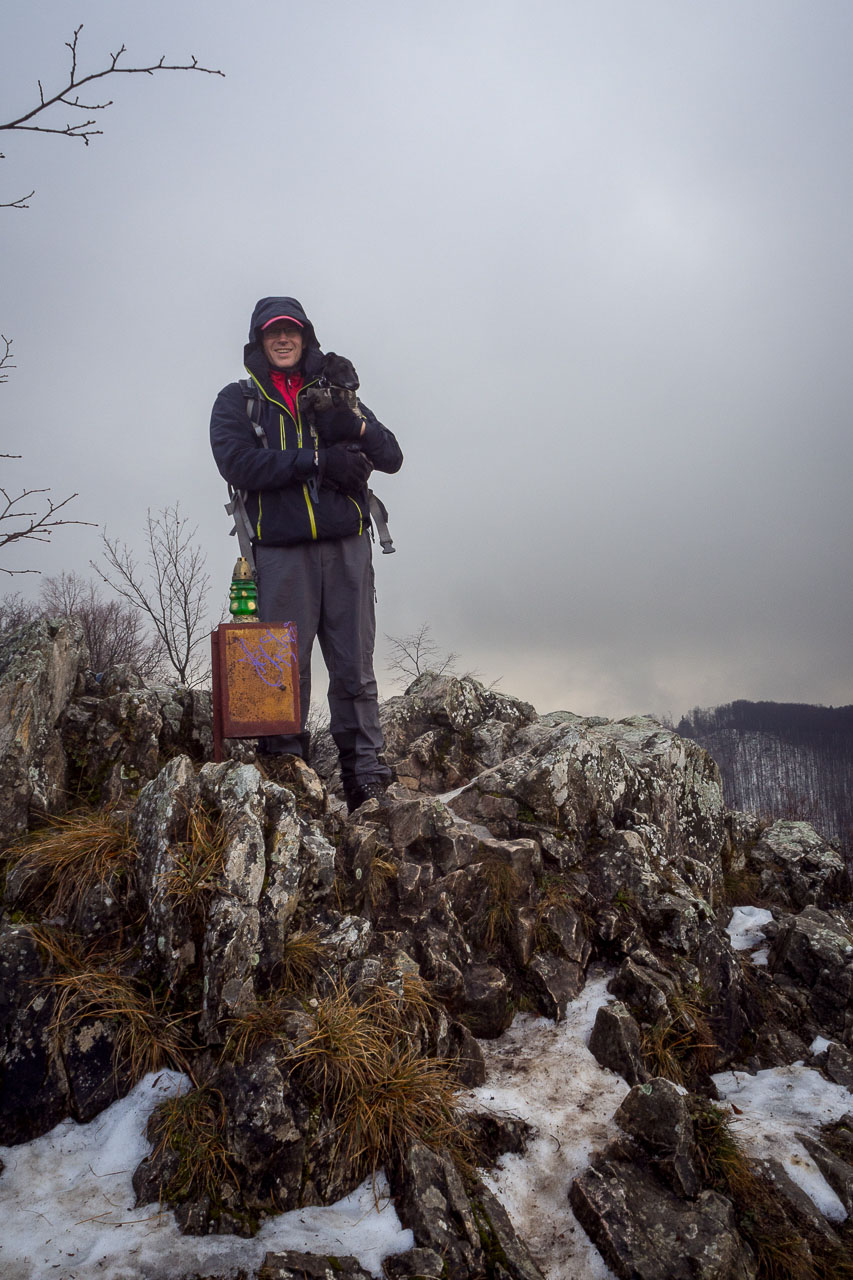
xmin=229 ymin=557 xmax=258 ymax=619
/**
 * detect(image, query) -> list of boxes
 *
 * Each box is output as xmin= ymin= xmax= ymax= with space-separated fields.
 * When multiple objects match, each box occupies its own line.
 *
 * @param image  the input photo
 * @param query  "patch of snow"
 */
xmin=726 ymin=906 xmax=773 ymax=952
xmin=751 ymin=947 xmax=769 ymax=965
xmin=467 ymin=968 xmax=625 ymax=1280
xmin=713 ymin=1064 xmax=852 ymax=1222
xmin=810 ymin=1036 xmax=833 ymax=1055
xmin=437 ymin=784 xmax=468 ymax=803
xmin=0 ymin=1071 xmax=413 ymax=1280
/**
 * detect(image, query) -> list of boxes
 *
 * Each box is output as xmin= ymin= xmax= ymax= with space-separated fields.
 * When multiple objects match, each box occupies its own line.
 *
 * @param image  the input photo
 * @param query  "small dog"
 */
xmin=301 ymin=352 xmax=361 ymax=424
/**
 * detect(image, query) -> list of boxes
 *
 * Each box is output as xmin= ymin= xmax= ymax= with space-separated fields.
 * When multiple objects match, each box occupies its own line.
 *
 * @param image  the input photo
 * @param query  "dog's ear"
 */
xmin=322 ymin=352 xmax=360 ymax=391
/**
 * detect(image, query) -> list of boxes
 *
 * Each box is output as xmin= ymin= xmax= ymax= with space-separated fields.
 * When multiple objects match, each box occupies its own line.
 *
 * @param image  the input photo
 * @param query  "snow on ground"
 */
xmin=3 ymin=969 xmax=851 ymax=1280
xmin=0 ymin=1071 xmax=413 ymax=1280
xmin=467 ymin=968 xmax=625 ymax=1280
xmin=713 ymin=1063 xmax=853 ymax=1222
xmin=726 ymin=906 xmax=773 ymax=953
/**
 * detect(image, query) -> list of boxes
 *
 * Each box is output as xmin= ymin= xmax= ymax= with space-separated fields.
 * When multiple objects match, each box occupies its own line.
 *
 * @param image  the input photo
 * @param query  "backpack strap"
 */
xmin=222 ymin=380 xmax=271 ymax=573
xmin=240 ymin=378 xmax=269 ymax=447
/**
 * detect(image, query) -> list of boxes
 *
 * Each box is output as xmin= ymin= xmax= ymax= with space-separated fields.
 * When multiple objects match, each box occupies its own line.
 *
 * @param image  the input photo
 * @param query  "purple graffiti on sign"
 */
xmin=234 ymin=626 xmax=297 ymax=688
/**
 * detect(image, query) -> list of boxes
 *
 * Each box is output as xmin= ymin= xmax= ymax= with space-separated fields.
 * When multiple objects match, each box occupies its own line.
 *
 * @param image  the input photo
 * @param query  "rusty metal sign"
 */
xmin=210 ymin=622 xmax=300 ymax=761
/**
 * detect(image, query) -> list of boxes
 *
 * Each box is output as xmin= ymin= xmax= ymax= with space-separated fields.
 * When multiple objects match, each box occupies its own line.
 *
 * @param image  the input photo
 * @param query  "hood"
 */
xmin=244 ymin=296 xmax=324 ymax=380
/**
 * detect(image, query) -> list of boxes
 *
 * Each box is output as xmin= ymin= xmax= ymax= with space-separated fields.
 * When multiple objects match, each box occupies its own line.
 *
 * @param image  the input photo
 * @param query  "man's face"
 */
xmin=262 ymin=321 xmax=304 ymax=371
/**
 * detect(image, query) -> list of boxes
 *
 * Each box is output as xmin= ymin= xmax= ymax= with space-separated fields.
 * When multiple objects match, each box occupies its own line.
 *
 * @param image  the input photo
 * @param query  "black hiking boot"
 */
xmin=344 ymin=777 xmax=388 ymax=815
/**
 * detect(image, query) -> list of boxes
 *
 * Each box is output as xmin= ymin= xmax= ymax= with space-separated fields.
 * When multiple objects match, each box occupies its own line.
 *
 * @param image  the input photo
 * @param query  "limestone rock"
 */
xmin=570 ymin=1157 xmax=756 ymax=1280
xmin=588 ymin=1001 xmax=650 ymax=1087
xmin=259 ymin=1253 xmax=374 ymax=1280
xmin=614 ymin=1079 xmax=700 ymax=1198
xmin=748 ymin=819 xmax=848 ymax=909
xmin=0 ymin=923 xmax=68 ymax=1142
xmin=389 ymin=1140 xmax=484 ymax=1276
xmin=768 ymin=905 xmax=853 ymax=1043
xmin=0 ymin=618 xmax=88 ymax=840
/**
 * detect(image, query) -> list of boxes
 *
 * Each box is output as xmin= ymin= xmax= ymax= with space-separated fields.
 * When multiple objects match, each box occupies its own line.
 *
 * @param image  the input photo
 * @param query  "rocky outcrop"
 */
xmin=0 ymin=618 xmax=88 ymax=838
xmin=1 ymin=656 xmax=852 ymax=1279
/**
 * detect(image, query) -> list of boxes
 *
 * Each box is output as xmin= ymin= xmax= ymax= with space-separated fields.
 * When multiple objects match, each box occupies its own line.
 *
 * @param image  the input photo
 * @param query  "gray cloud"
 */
xmin=3 ymin=0 xmax=851 ymax=719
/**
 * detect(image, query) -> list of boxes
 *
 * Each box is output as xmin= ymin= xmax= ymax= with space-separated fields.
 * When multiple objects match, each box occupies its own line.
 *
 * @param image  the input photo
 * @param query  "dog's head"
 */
xmin=320 ymin=352 xmax=359 ymax=391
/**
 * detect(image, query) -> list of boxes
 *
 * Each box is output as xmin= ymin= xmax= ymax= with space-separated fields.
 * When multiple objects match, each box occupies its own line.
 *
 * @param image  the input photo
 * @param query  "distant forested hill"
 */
xmin=677 ymin=701 xmax=853 ymax=857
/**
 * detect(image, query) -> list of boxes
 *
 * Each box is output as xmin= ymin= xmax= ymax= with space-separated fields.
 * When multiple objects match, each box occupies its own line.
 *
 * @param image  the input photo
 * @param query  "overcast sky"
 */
xmin=3 ymin=0 xmax=851 ymax=720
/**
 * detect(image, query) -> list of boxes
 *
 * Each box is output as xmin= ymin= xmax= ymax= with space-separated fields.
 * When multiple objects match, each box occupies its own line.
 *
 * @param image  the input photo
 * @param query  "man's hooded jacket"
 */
xmin=210 ymin=297 xmax=402 ymax=546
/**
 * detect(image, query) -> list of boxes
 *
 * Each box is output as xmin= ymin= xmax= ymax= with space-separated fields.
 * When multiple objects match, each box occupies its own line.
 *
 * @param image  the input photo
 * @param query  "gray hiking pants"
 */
xmin=255 ymin=533 xmax=389 ymax=782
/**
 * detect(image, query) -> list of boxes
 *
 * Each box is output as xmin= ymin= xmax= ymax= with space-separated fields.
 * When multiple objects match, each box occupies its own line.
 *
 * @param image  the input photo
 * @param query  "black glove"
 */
xmin=322 ymin=444 xmax=372 ymax=492
xmin=313 ymin=402 xmax=362 ymax=444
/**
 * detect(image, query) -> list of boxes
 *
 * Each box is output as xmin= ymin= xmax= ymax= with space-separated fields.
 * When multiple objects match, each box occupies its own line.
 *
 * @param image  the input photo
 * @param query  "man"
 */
xmin=210 ymin=296 xmax=403 ymax=812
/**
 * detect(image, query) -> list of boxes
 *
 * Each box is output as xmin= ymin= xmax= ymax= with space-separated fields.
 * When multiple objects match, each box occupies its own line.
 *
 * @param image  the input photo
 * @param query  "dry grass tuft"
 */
xmin=339 ymin=1041 xmax=467 ymax=1169
xmin=373 ymin=971 xmax=437 ymax=1035
xmin=287 ymin=982 xmax=467 ymax=1173
xmin=30 ymin=928 xmax=192 ymax=1083
xmin=366 ymin=856 xmax=397 ymax=911
xmin=478 ymin=855 xmax=522 ymax=950
xmin=161 ymin=800 xmax=226 ymax=913
xmin=640 ymin=992 xmax=717 ymax=1086
xmin=49 ymin=966 xmax=193 ymax=1082
xmin=225 ymin=991 xmax=302 ymax=1064
xmin=275 ymin=927 xmax=327 ymax=994
xmin=3 ymin=807 xmax=135 ymax=919
xmin=149 ymin=1088 xmax=236 ymax=1205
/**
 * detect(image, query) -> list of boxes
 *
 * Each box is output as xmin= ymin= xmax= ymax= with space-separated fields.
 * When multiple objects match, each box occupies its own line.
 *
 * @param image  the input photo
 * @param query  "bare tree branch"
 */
xmin=0 ymin=336 xmax=14 ymax=380
xmin=94 ymin=505 xmax=211 ymax=686
xmin=385 ymin=623 xmax=460 ymax=687
xmin=0 ymin=455 xmax=95 ymax=575
xmin=0 ymin=186 xmax=34 ymax=211
xmin=0 ymin=24 xmax=224 ymax=148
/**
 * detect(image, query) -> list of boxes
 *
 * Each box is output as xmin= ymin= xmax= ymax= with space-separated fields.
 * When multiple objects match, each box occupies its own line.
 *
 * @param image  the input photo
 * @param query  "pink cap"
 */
xmin=262 ymin=315 xmax=304 ymax=330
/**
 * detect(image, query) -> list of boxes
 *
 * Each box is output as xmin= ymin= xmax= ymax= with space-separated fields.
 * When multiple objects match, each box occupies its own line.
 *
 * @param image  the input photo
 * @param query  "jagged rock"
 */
xmin=376 ymin=673 xmax=537 ymax=794
xmin=387 ymin=794 xmax=480 ymax=872
xmin=797 ymin=1133 xmax=853 ymax=1216
xmin=0 ymin=923 xmax=68 ymax=1142
xmin=258 ymin=784 xmax=336 ymax=986
xmin=62 ymin=680 xmax=213 ymax=808
xmin=259 ymin=1253 xmax=374 ymax=1280
xmin=588 ymin=1001 xmax=650 ymax=1087
xmin=61 ymin=1015 xmax=129 ymax=1123
xmin=768 ymin=905 xmax=853 ymax=1044
xmin=751 ymin=1156 xmax=842 ymax=1246
xmin=464 ymin=1110 xmax=534 ymax=1166
xmin=388 ymin=1139 xmax=485 ymax=1277
xmin=216 ymin=1047 xmax=307 ymax=1212
xmin=525 ymin=951 xmax=583 ymax=1019
xmin=609 ymin=956 xmax=675 ymax=1022
xmin=471 ymin=1178 xmax=548 ymax=1280
xmin=0 ymin=618 xmax=87 ymax=840
xmin=198 ymin=762 xmax=268 ymax=1040
xmin=748 ymin=819 xmax=848 ymax=909
xmin=570 ymin=1156 xmax=756 ymax=1279
xmin=825 ymin=1041 xmax=853 ymax=1088
xmin=134 ymin=754 xmax=201 ymax=992
xmin=383 ymin=1248 xmax=444 ymax=1279
xmin=444 ymin=1019 xmax=487 ymax=1086
xmin=460 ymin=963 xmax=512 ymax=1037
xmin=615 ymin=1080 xmax=700 ymax=1198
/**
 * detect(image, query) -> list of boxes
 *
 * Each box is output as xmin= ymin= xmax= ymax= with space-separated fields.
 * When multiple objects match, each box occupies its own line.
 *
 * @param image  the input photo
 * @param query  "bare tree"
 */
xmin=0 ymin=590 xmax=41 ymax=634
xmin=385 ymin=622 xmax=460 ymax=687
xmin=95 ymin=505 xmax=212 ymax=687
xmin=40 ymin=570 xmax=166 ymax=678
xmin=1 ymin=24 xmax=223 ymax=209
xmin=0 ymin=455 xmax=93 ymax=575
